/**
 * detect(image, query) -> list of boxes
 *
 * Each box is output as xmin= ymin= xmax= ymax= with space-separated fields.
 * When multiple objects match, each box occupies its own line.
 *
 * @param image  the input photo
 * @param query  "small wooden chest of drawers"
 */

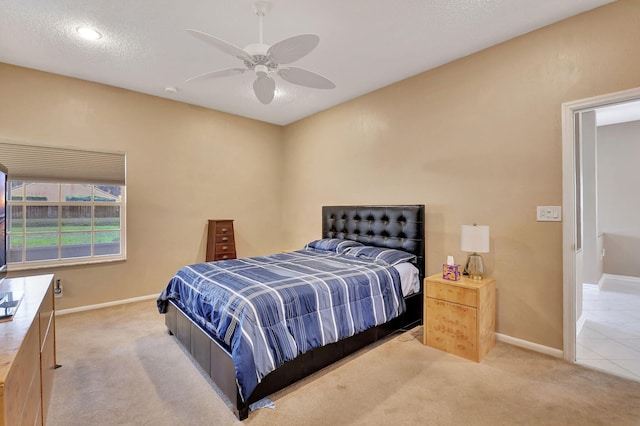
xmin=206 ymin=219 xmax=237 ymax=262
xmin=423 ymin=273 xmax=496 ymax=362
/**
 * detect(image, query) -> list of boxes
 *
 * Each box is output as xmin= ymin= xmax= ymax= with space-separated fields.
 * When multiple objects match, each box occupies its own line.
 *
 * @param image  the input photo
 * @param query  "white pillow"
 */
xmin=393 ymin=262 xmax=420 ymax=297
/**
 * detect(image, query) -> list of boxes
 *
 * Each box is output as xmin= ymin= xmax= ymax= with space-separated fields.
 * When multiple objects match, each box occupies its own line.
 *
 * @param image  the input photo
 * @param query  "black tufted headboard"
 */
xmin=321 ymin=205 xmax=425 ymax=284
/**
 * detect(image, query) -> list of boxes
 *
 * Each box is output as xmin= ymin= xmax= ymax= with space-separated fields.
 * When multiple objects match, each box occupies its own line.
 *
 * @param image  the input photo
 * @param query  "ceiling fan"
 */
xmin=185 ymin=1 xmax=335 ymax=105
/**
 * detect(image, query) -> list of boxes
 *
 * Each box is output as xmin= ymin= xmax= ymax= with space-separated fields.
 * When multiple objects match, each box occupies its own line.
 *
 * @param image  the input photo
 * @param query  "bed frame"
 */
xmin=163 ymin=205 xmax=425 ymax=420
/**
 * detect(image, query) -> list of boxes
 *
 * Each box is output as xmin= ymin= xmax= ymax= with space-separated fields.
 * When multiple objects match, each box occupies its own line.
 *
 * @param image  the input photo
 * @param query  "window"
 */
xmin=8 ymin=183 xmax=124 ymax=266
xmin=0 ymin=140 xmax=126 ymax=269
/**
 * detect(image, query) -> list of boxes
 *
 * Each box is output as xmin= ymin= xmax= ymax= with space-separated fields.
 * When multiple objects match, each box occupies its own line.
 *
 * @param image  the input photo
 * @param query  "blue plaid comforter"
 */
xmin=157 ymin=249 xmax=406 ymax=401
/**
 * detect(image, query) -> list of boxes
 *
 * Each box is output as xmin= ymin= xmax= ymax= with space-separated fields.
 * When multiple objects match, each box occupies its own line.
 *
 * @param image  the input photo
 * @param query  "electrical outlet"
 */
xmin=536 ymin=206 xmax=561 ymax=222
xmin=54 ymin=279 xmax=63 ymax=298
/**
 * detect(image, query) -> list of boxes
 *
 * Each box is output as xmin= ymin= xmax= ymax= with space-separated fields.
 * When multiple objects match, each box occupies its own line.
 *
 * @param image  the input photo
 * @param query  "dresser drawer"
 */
xmin=39 ymin=284 xmax=54 ymax=348
xmin=4 ymin=320 xmax=40 ymax=426
xmin=215 ymin=221 xmax=234 ymax=235
xmin=213 ymin=252 xmax=236 ymax=261
xmin=427 ymin=280 xmax=477 ymax=307
xmin=41 ymin=323 xmax=56 ymax=425
xmin=215 ymin=243 xmax=235 ymax=254
xmin=214 ymin=234 xmax=234 ymax=244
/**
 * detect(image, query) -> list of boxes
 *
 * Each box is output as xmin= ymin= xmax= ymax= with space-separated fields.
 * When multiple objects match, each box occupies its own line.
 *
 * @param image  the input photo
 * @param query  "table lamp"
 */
xmin=461 ymin=224 xmax=490 ymax=280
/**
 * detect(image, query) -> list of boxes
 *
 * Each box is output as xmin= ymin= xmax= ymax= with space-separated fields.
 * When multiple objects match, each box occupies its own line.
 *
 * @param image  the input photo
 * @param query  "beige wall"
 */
xmin=282 ymin=0 xmax=640 ymax=349
xmin=1 ymin=0 xmax=639 ymax=350
xmin=0 ymin=64 xmax=284 ymax=310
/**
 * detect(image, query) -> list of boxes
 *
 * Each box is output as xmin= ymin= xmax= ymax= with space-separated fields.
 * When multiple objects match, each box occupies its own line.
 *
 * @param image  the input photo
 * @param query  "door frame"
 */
xmin=562 ymin=86 xmax=640 ymax=361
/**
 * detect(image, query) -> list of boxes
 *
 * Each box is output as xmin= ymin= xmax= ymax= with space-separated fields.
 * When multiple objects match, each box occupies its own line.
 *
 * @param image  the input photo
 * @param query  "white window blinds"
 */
xmin=0 ymin=140 xmax=126 ymax=185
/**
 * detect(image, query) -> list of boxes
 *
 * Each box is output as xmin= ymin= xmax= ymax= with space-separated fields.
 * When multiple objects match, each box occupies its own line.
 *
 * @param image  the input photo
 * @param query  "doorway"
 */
xmin=562 ymin=87 xmax=640 ymax=380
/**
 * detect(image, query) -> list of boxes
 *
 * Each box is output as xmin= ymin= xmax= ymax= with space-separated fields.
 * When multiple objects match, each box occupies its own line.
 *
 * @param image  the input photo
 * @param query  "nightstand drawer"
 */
xmin=427 ymin=280 xmax=477 ymax=307
xmin=425 ymin=298 xmax=477 ymax=360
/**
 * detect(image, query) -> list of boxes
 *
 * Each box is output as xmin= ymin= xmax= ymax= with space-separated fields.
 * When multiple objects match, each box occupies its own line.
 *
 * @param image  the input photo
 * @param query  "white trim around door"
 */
xmin=561 ymin=86 xmax=640 ymax=362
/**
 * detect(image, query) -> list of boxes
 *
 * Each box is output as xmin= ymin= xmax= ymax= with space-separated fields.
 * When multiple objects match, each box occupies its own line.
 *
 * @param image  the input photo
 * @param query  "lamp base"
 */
xmin=464 ymin=253 xmax=484 ymax=280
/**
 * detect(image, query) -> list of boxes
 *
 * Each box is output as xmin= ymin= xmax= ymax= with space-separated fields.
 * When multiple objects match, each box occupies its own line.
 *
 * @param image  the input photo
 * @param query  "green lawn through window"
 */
xmin=10 ymin=225 xmax=120 ymax=247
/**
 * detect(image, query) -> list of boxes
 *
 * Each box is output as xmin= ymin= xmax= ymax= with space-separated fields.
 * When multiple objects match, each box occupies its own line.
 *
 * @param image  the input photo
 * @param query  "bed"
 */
xmin=157 ymin=205 xmax=425 ymax=420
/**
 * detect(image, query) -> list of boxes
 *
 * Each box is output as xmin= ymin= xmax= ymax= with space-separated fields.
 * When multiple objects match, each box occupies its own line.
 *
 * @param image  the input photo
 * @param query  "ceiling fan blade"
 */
xmin=268 ymin=34 xmax=319 ymax=64
xmin=187 ymin=29 xmax=252 ymax=62
xmin=277 ymin=67 xmax=336 ymax=90
xmin=185 ymin=68 xmax=247 ymax=83
xmin=253 ymin=74 xmax=276 ymax=104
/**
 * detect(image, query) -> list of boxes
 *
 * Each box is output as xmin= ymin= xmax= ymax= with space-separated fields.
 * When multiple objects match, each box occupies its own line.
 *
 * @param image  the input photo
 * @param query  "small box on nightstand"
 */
xmin=442 ymin=264 xmax=461 ymax=281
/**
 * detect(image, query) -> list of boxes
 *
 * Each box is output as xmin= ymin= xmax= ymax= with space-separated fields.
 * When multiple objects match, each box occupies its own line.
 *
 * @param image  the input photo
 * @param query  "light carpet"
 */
xmin=47 ymin=300 xmax=640 ymax=426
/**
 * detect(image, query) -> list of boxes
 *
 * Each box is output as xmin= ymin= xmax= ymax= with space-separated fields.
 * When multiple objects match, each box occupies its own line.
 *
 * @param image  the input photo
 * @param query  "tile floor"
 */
xmin=577 ymin=277 xmax=640 ymax=381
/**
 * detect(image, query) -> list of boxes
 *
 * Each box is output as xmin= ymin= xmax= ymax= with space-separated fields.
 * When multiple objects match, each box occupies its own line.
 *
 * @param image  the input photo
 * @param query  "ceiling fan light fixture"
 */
xmin=253 ymin=74 xmax=275 ymax=104
xmin=185 ymin=1 xmax=335 ymax=105
xmin=255 ymin=64 xmax=269 ymax=76
xmin=76 ymin=27 xmax=102 ymax=41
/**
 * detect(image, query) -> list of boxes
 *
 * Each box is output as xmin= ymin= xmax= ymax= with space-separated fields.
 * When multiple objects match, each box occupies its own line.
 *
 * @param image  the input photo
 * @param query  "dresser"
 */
xmin=423 ymin=273 xmax=495 ymax=362
xmin=205 ymin=219 xmax=237 ymax=261
xmin=0 ymin=274 xmax=56 ymax=426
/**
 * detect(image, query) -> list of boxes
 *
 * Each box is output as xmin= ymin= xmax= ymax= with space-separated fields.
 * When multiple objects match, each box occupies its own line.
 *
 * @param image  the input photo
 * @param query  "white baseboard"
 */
xmin=598 ymin=274 xmax=607 ymax=288
xmin=56 ymin=294 xmax=158 ymax=316
xmin=600 ymin=273 xmax=640 ymax=290
xmin=602 ymin=273 xmax=640 ymax=282
xmin=496 ymin=333 xmax=563 ymax=358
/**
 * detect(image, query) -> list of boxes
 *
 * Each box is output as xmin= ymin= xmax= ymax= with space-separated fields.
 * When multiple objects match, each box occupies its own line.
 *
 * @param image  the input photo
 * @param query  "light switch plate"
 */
xmin=537 ymin=206 xmax=561 ymax=222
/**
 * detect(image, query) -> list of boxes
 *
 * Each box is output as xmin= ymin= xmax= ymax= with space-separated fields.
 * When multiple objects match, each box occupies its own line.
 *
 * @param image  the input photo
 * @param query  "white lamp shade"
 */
xmin=461 ymin=225 xmax=490 ymax=253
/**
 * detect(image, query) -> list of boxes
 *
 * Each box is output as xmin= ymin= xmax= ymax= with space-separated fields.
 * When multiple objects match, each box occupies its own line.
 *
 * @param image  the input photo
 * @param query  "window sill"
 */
xmin=8 ymin=255 xmax=126 ymax=272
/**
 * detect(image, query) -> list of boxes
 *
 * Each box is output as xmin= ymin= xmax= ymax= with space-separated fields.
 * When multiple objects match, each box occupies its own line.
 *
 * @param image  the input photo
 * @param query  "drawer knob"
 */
xmin=221 ymin=228 xmax=228 ymax=233
xmin=222 ymin=246 xmax=228 ymax=250
xmin=222 ymin=255 xmax=229 ymax=259
xmin=222 ymin=237 xmax=228 ymax=241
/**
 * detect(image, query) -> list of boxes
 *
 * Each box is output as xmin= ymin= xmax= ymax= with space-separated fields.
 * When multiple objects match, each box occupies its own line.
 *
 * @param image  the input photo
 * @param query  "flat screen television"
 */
xmin=0 ymin=163 xmax=7 ymax=283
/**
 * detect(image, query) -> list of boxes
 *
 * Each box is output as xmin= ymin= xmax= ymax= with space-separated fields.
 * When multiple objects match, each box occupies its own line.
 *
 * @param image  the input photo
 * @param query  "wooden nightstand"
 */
xmin=423 ymin=273 xmax=496 ymax=362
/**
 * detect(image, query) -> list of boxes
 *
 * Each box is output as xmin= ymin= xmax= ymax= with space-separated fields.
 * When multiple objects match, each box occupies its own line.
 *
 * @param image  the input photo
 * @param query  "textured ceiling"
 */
xmin=0 ymin=0 xmax=616 ymax=125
